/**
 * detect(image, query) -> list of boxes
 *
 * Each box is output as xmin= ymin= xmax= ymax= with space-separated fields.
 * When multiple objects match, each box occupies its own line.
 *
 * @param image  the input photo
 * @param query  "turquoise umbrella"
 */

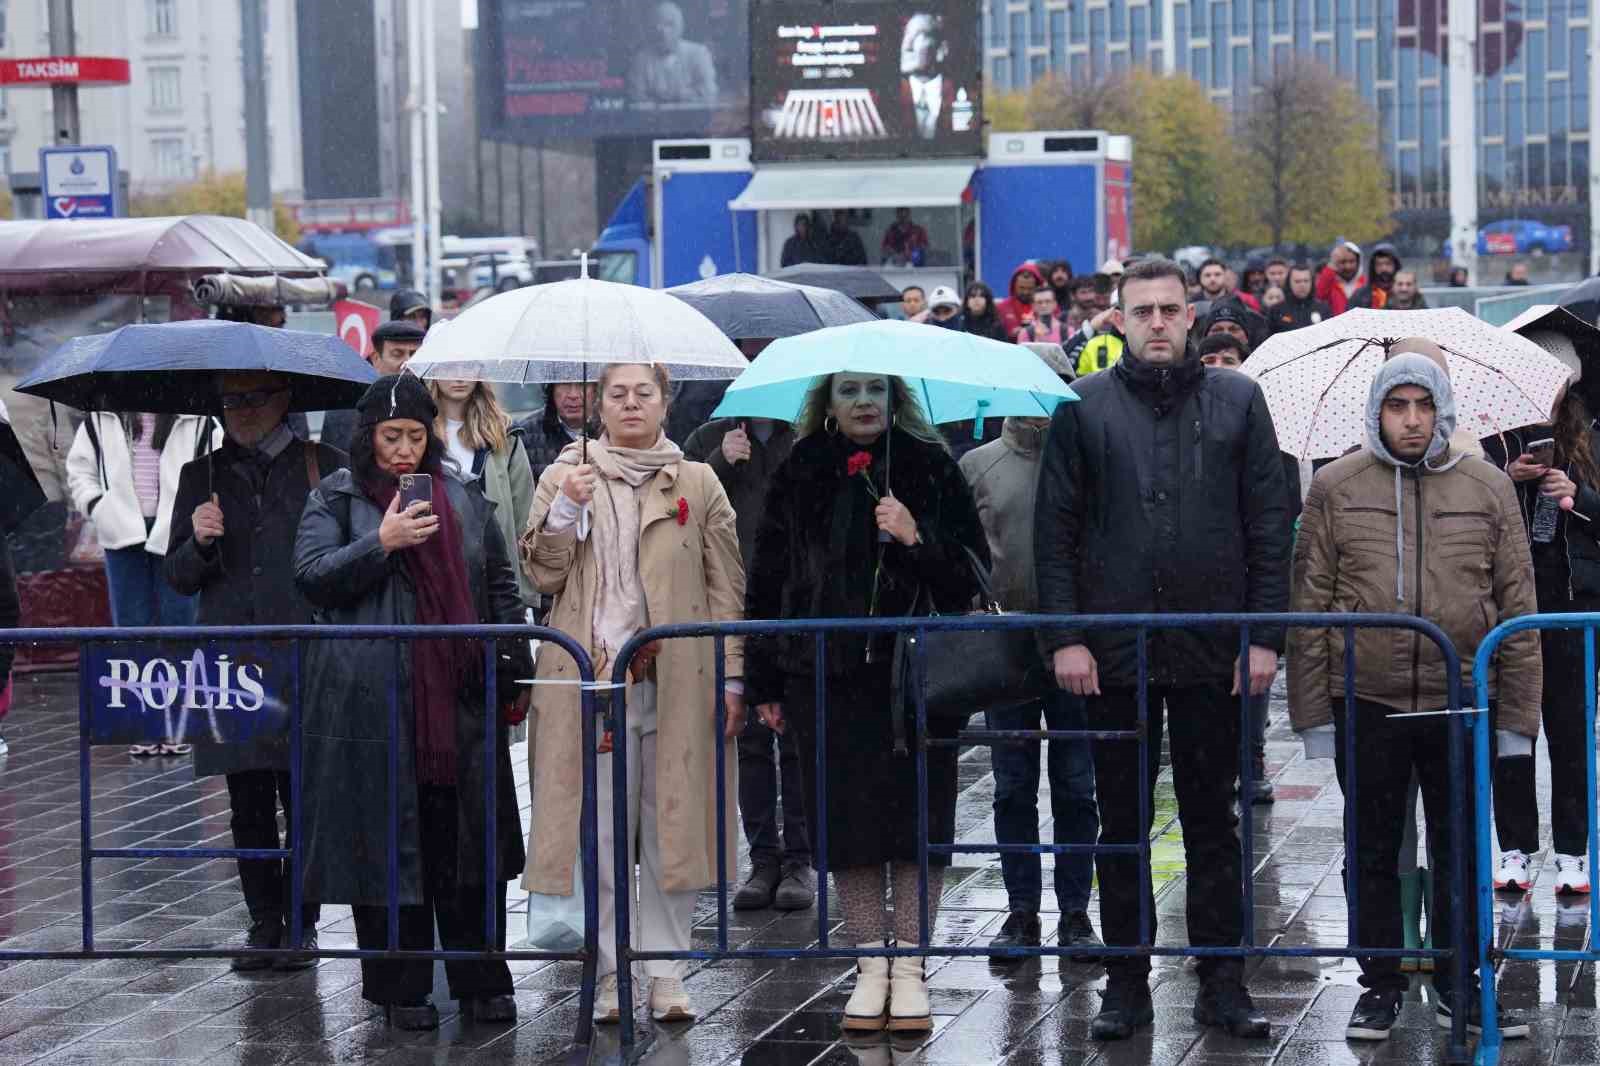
xmin=710 ymin=319 xmax=1077 ymax=430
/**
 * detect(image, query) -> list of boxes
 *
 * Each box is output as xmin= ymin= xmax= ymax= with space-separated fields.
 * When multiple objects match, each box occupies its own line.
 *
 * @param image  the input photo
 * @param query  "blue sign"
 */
xmin=83 ymin=641 xmax=293 ymax=745
xmin=40 ymin=145 xmax=118 ymax=220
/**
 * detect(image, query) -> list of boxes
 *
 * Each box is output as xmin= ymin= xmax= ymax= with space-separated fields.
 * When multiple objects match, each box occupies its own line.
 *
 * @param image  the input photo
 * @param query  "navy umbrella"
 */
xmin=667 ymin=273 xmax=877 ymax=340
xmin=16 ymin=319 xmax=378 ymax=414
xmin=1559 ymin=275 xmax=1600 ymax=327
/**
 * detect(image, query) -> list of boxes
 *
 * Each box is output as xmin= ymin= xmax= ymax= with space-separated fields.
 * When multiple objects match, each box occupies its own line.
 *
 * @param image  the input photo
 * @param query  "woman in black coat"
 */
xmin=293 ymin=375 xmax=530 ymax=1031
xmin=746 ymin=373 xmax=985 ymax=1034
xmin=958 ymin=281 xmax=1009 ymax=342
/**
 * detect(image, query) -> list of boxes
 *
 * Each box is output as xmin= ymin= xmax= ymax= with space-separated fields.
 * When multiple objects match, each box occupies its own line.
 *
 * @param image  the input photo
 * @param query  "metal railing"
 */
xmin=0 ymin=623 xmax=603 ymax=1049
xmin=603 ymin=612 xmax=1475 ymax=1065
xmin=1472 ymin=613 xmax=1600 ymax=1063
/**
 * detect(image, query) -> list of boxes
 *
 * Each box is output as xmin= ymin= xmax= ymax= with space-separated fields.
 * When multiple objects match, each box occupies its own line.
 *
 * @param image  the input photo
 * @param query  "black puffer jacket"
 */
xmin=292 ymin=469 xmax=529 ymax=906
xmin=512 ymin=402 xmax=588 ymax=486
xmin=1483 ymin=425 xmax=1600 ymax=599
xmin=1034 ymin=346 xmax=1293 ymax=685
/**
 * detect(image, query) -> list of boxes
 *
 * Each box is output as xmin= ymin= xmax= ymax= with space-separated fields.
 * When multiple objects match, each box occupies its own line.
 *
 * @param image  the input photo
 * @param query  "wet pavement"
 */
xmin=0 ymin=669 xmax=1589 ymax=1064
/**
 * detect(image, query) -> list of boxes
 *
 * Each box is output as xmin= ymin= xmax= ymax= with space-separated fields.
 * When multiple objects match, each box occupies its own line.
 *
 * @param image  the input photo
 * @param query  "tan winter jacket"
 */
xmin=1287 ymin=448 xmax=1541 ymax=736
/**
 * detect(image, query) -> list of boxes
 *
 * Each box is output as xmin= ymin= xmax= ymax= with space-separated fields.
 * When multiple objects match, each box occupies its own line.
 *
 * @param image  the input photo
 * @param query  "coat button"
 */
xmin=252 ymin=566 xmax=263 ymax=576
xmin=1156 ymin=491 xmax=1169 ymax=502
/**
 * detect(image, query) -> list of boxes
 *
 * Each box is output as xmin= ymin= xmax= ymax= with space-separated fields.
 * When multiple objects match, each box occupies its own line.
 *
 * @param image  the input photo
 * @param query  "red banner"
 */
xmin=334 ymin=299 xmax=383 ymax=357
xmin=0 ymin=56 xmax=131 ymax=87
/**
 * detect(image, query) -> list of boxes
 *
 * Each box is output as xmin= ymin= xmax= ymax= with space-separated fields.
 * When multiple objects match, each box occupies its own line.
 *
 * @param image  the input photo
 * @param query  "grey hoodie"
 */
xmin=1365 ymin=353 xmax=1468 ymax=602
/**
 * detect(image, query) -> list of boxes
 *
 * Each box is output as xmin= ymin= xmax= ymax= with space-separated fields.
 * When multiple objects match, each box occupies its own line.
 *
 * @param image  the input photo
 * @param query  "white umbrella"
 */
xmin=405 ymin=259 xmax=749 ymax=384
xmin=1242 ymin=307 xmax=1575 ymax=460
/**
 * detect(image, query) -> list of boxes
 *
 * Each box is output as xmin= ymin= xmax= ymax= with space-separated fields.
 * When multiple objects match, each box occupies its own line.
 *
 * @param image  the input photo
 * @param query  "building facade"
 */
xmin=0 ymin=0 xmax=304 ymax=197
xmin=984 ymin=0 xmax=1593 ymax=253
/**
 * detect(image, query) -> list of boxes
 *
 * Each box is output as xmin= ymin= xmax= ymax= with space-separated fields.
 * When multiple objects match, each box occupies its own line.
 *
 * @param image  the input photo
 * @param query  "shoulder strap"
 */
xmin=303 ymin=440 xmax=321 ymax=487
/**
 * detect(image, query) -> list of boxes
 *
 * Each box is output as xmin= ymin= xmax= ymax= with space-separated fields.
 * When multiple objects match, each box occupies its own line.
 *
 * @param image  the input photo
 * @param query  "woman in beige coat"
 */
xmin=521 ymin=363 xmax=745 ymax=1026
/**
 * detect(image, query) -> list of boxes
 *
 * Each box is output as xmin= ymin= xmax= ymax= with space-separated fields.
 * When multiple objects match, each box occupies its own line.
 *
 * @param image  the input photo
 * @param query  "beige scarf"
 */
xmin=561 ymin=432 xmax=683 ymax=671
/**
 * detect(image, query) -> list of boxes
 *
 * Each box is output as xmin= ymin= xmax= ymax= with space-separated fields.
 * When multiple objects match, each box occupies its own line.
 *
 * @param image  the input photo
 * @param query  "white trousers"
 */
xmin=597 ymin=681 xmax=699 ymax=979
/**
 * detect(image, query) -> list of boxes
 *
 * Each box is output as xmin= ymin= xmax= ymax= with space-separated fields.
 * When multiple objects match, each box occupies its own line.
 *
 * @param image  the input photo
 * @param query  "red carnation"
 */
xmin=847 ymin=451 xmax=873 ymax=477
xmin=676 ymin=497 xmax=689 ymax=526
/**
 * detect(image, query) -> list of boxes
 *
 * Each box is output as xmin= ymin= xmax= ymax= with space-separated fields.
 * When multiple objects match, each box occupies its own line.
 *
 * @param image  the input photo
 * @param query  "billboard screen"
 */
xmin=480 ymin=0 xmax=750 ymax=140
xmin=751 ymin=2 xmax=982 ymax=162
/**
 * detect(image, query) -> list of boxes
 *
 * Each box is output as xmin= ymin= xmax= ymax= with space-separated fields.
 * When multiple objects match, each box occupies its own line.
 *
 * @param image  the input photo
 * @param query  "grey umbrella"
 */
xmin=766 ymin=262 xmax=902 ymax=305
xmin=667 ymin=273 xmax=877 ymax=340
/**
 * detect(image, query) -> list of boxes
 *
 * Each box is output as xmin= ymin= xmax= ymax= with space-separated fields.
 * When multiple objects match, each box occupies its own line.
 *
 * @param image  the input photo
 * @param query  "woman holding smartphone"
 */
xmin=1483 ymin=339 xmax=1600 ymax=898
xmin=294 ymin=374 xmax=531 ymax=1030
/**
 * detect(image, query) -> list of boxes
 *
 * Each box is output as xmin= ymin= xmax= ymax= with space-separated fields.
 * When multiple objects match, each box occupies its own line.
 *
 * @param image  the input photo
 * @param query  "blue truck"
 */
xmin=590 ymin=131 xmax=1134 ymax=295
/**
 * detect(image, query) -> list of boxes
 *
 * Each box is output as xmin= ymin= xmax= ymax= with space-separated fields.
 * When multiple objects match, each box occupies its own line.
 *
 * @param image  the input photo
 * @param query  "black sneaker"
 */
xmin=275 ymin=926 xmax=318 ymax=971
xmin=1059 ymin=911 xmax=1103 ymax=963
xmin=1092 ymin=977 xmax=1154 ymax=1040
xmin=1193 ymin=977 xmax=1269 ymax=1038
xmin=1434 ymin=992 xmax=1530 ymax=1039
xmin=733 ymin=863 xmax=779 ymax=910
xmin=1345 ymin=989 xmax=1402 ymax=1041
xmin=1250 ymin=749 xmax=1275 ymax=805
xmin=231 ymin=917 xmax=282 ymax=972
xmin=987 ymin=911 xmax=1041 ymax=961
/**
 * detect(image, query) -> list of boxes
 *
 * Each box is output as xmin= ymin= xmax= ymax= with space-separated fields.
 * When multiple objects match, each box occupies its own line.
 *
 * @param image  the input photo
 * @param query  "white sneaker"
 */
xmin=593 ymin=973 xmax=622 ymax=1024
xmin=0 ymin=733 xmax=9 ymax=756
xmin=1494 ymin=850 xmax=1531 ymax=892
xmin=649 ymin=976 xmax=695 ymax=1022
xmin=1555 ymin=853 xmax=1591 ymax=896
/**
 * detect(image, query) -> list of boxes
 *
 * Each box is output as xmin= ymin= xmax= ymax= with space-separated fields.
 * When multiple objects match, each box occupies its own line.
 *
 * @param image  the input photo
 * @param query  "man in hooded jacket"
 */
xmin=1272 ymin=264 xmax=1335 ymax=334
xmin=1350 ymin=244 xmax=1403 ymax=310
xmin=1036 ymin=257 xmax=1290 ymax=1042
xmin=1287 ymin=341 xmax=1539 ymax=1042
xmin=1316 ymin=241 xmax=1366 ymax=316
xmin=996 ymin=261 xmax=1047 ymax=340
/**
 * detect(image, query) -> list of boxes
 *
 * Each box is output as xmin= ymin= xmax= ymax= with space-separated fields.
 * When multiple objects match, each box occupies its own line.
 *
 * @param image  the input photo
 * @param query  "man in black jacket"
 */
xmin=1269 ymin=265 xmax=1334 ymax=334
xmin=1035 ymin=258 xmax=1291 ymax=1041
xmin=166 ymin=371 xmax=349 ymax=970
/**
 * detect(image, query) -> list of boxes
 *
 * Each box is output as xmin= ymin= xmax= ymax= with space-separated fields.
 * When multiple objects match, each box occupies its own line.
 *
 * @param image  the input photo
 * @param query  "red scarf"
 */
xmin=365 ymin=469 xmax=479 ymax=785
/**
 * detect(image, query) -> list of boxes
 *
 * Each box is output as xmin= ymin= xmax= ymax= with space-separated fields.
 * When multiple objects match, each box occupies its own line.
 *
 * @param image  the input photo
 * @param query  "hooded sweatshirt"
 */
xmin=1286 ymin=353 xmax=1542 ymax=739
xmin=1314 ymin=242 xmax=1366 ymax=316
xmin=1351 ymin=243 xmax=1403 ymax=310
xmin=996 ymin=261 xmax=1047 ymax=340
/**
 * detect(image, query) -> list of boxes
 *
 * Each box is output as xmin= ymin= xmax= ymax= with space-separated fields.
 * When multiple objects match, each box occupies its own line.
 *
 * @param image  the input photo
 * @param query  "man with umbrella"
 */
xmin=166 ymin=370 xmax=350 ymax=969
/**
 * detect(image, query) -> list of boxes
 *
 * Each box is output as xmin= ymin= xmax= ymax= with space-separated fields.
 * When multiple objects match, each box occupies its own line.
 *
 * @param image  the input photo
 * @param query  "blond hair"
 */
xmin=427 ymin=379 xmax=511 ymax=453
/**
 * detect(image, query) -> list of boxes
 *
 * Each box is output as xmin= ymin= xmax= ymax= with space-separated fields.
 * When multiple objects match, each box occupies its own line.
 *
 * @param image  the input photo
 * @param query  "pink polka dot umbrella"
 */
xmin=1241 ymin=307 xmax=1574 ymax=460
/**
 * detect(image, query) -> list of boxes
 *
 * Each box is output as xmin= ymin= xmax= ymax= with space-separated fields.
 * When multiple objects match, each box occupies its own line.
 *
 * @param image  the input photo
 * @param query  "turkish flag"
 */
xmin=334 ymin=299 xmax=383 ymax=357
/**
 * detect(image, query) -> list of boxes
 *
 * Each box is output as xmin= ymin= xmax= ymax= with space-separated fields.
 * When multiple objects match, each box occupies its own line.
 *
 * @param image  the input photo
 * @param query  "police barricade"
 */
xmin=1472 ymin=613 xmax=1600 ymax=1063
xmin=0 ymin=623 xmax=603 ymax=1049
xmin=603 ymin=612 xmax=1476 ymax=1065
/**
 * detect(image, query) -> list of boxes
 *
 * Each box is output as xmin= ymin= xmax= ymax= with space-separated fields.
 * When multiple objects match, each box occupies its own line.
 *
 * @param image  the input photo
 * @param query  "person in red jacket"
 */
xmin=1315 ymin=241 xmax=1366 ymax=316
xmin=997 ymin=261 xmax=1047 ymax=340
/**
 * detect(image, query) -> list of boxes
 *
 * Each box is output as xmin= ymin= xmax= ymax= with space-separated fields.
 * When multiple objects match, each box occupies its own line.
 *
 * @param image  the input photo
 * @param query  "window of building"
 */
xmin=987 ymin=0 xmax=1006 ymax=48
xmin=1357 ymin=39 xmax=1374 ymax=93
xmin=1232 ymin=0 xmax=1247 ymax=37
xmin=992 ymin=56 xmax=1010 ymax=89
xmin=1484 ymin=75 xmax=1503 ymax=138
xmin=1315 ymin=40 xmax=1331 ymax=66
xmin=1483 ymin=143 xmax=1505 ymax=192
xmin=1030 ymin=54 xmax=1047 ymax=82
xmin=1336 ymin=0 xmax=1354 ymax=76
xmin=1211 ymin=5 xmax=1228 ymax=84
xmin=1233 ymin=45 xmax=1249 ymax=92
xmin=1176 ymin=3 xmax=1190 ymax=58
xmin=1294 ymin=0 xmax=1311 ymax=50
xmin=1111 ymin=49 xmax=1129 ymax=74
xmin=1550 ymin=132 xmax=1569 ymax=187
xmin=1111 ymin=0 xmax=1126 ymax=41
xmin=1070 ymin=0 xmax=1086 ymax=40
xmin=1528 ymin=33 xmax=1547 ymax=136
xmin=1552 ymin=10 xmax=1568 ymax=71
xmin=1356 ymin=0 xmax=1374 ymax=29
xmin=1071 ymin=51 xmax=1089 ymax=86
xmin=1030 ymin=0 xmax=1045 ymax=46
xmin=151 ymin=136 xmax=187 ymax=180
xmin=1192 ymin=45 xmax=1209 ymax=85
xmin=1132 ymin=5 xmax=1148 ymax=61
xmin=1377 ymin=8 xmax=1394 ymax=80
xmin=1151 ymin=0 xmax=1163 ymax=36
xmin=1508 ymin=81 xmax=1525 ymax=147
xmin=1273 ymin=0 xmax=1289 ymax=34
xmin=0 ymin=1 xmax=8 ymax=50
xmin=1571 ymin=140 xmax=1588 ymax=189
xmin=1050 ymin=10 xmax=1067 ymax=70
xmin=1315 ymin=0 xmax=1331 ymax=32
xmin=1091 ymin=7 xmax=1108 ymax=76
xmin=1572 ymin=30 xmax=1588 ymax=131
xmin=1528 ymin=141 xmax=1547 ymax=190
xmin=149 ymin=66 xmax=180 ymax=112
xmin=1009 ymin=12 xmax=1024 ymax=78
xmin=148 ymin=0 xmax=177 ymax=37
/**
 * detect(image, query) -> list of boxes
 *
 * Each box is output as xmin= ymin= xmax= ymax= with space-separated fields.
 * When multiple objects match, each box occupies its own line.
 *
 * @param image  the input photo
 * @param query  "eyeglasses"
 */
xmin=219 ymin=386 xmax=290 ymax=410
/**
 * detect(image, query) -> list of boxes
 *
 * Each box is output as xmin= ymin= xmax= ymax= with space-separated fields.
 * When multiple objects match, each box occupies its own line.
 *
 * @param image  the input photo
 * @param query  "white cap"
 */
xmin=928 ymin=285 xmax=960 ymax=310
xmin=1100 ymin=258 xmax=1125 ymax=276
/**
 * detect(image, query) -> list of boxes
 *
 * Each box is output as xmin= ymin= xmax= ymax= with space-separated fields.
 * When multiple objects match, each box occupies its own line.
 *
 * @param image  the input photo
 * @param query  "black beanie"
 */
xmin=358 ymin=373 xmax=437 ymax=428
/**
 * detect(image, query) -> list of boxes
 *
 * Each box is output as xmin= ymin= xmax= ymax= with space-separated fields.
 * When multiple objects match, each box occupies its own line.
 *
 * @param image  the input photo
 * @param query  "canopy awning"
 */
xmin=729 ymin=163 xmax=976 ymax=211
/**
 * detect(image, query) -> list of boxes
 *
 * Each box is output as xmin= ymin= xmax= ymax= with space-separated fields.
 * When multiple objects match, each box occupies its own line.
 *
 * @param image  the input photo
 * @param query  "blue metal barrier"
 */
xmin=0 ymin=623 xmax=603 ymax=1050
xmin=603 ymin=612 xmax=1473 ymax=1064
xmin=1472 ymin=613 xmax=1600 ymax=1065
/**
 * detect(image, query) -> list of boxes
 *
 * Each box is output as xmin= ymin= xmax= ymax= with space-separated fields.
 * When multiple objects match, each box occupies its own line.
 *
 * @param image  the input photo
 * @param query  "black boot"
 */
xmin=1250 ymin=747 xmax=1275 ymax=805
xmin=231 ymin=917 xmax=282 ymax=972
xmin=986 ymin=911 xmax=1041 ymax=961
xmin=384 ymin=1002 xmax=440 ymax=1031
xmin=733 ymin=862 xmax=780 ymax=910
xmin=465 ymin=994 xmax=517 ymax=1024
xmin=1194 ymin=976 xmax=1269 ymax=1038
xmin=1059 ymin=911 xmax=1104 ymax=963
xmin=1092 ymin=976 xmax=1153 ymax=1040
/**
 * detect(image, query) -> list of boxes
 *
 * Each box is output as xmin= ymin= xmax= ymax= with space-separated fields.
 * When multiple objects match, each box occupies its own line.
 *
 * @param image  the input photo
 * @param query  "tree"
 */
xmin=129 ymin=172 xmax=301 ymax=244
xmin=1235 ymin=63 xmax=1391 ymax=248
xmin=1015 ymin=71 xmax=1246 ymax=252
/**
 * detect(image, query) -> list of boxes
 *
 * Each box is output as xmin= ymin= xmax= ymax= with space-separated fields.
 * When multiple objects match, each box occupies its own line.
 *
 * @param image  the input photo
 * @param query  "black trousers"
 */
xmin=737 ymin=717 xmax=812 ymax=868
xmin=350 ymin=785 xmax=513 ymax=1006
xmin=1494 ymin=573 xmax=1593 ymax=856
xmin=225 ymin=770 xmax=320 ymax=927
xmin=1334 ymin=698 xmax=1478 ymax=997
xmin=1091 ymin=684 xmax=1243 ymax=983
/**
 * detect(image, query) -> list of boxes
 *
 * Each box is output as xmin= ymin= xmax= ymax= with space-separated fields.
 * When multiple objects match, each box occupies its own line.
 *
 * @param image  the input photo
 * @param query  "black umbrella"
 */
xmin=667 ymin=273 xmax=877 ymax=340
xmin=0 ymin=407 xmax=45 ymax=535
xmin=1504 ymin=303 xmax=1600 ymax=412
xmin=1558 ymin=276 xmax=1600 ymax=327
xmin=16 ymin=319 xmax=378 ymax=414
xmin=766 ymin=262 xmax=902 ymax=305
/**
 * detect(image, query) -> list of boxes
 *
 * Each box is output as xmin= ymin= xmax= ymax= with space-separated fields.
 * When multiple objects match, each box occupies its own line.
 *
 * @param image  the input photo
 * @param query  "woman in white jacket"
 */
xmin=66 ymin=412 xmax=218 ymax=754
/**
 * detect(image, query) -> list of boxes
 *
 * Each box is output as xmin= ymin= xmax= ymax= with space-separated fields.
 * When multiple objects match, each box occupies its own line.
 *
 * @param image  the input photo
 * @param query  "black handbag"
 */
xmin=887 ymin=546 xmax=1055 ymax=754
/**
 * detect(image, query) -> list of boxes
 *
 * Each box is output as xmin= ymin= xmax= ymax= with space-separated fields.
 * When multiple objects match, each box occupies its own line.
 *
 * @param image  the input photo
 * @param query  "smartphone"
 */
xmin=1527 ymin=437 xmax=1556 ymax=463
xmin=398 ymin=473 xmax=433 ymax=515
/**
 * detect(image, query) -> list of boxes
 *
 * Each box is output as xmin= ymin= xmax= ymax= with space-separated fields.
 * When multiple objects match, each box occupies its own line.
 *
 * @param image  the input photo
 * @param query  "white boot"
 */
xmin=842 ymin=941 xmax=891 ymax=1031
xmin=888 ymin=954 xmax=931 ymax=1032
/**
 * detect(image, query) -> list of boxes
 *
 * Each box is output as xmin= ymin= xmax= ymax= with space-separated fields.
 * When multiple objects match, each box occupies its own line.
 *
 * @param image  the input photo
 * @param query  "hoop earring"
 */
xmin=824 ymin=415 xmax=839 ymax=434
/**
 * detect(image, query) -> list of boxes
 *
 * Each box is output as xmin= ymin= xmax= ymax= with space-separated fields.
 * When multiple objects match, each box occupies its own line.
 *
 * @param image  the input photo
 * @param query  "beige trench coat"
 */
xmin=520 ymin=452 xmax=745 ymax=895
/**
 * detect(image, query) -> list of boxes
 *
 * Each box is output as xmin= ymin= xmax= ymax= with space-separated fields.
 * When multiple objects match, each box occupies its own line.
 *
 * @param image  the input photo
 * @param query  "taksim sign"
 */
xmin=0 ymin=56 xmax=132 ymax=87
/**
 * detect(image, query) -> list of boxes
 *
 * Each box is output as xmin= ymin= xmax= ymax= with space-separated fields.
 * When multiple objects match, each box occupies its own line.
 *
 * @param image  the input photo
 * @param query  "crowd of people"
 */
xmin=17 ymin=240 xmax=1587 ymax=1047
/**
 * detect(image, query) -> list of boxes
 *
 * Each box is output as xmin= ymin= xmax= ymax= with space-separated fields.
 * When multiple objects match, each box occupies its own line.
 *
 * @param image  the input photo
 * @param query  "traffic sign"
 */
xmin=40 ymin=146 xmax=118 ymax=220
xmin=0 ymin=57 xmax=130 ymax=87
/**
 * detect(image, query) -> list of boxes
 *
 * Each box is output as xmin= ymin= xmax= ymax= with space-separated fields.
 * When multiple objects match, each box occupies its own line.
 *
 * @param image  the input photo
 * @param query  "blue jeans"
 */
xmin=104 ymin=541 xmax=196 ymax=628
xmin=987 ymin=693 xmax=1099 ymax=914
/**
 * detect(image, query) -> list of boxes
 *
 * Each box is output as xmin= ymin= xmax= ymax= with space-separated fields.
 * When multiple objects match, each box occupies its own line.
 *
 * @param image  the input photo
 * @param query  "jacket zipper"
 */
xmin=1192 ymin=419 xmax=1203 ymax=481
xmin=1410 ymin=475 xmax=1424 ymax=713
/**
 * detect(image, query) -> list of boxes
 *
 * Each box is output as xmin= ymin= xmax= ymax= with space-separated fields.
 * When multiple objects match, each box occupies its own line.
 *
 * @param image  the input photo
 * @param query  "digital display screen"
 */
xmin=751 ymin=1 xmax=982 ymax=161
xmin=480 ymin=0 xmax=750 ymax=139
